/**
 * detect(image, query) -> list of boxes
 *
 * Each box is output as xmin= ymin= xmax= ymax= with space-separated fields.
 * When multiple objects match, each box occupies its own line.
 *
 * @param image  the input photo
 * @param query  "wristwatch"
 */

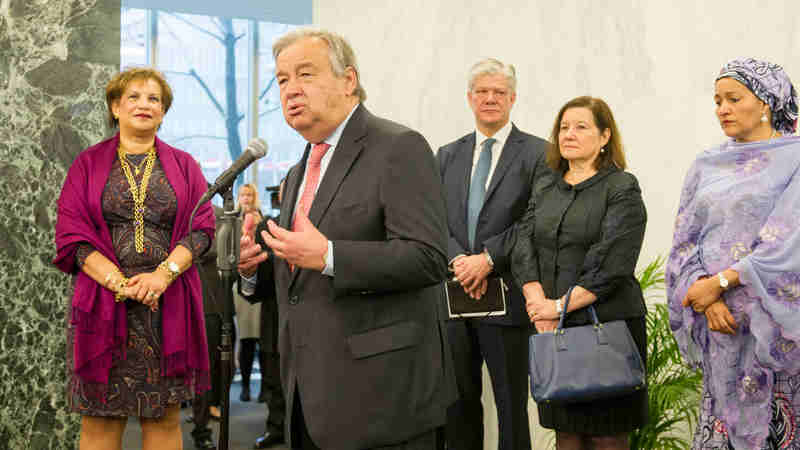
xmin=159 ymin=260 xmax=181 ymax=283
xmin=718 ymin=272 xmax=729 ymax=291
xmin=483 ymin=249 xmax=494 ymax=269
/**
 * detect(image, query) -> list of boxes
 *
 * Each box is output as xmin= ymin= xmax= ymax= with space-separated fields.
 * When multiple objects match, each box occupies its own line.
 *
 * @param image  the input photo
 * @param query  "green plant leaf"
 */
xmin=630 ymin=258 xmax=702 ymax=450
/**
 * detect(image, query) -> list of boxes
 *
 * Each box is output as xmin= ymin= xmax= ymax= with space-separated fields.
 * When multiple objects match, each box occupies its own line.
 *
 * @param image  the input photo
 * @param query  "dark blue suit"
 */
xmin=437 ymin=124 xmax=546 ymax=450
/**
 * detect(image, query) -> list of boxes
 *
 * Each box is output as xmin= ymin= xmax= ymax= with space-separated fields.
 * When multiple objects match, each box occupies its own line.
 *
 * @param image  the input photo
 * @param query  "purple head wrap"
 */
xmin=716 ymin=58 xmax=798 ymax=135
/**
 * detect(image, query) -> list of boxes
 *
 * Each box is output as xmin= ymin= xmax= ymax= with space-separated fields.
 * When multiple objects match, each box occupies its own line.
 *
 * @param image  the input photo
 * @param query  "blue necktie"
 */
xmin=468 ymin=137 xmax=495 ymax=249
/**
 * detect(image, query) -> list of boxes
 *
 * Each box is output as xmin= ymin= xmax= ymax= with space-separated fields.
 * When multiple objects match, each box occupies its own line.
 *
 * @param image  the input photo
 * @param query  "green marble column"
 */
xmin=0 ymin=1 xmax=119 ymax=448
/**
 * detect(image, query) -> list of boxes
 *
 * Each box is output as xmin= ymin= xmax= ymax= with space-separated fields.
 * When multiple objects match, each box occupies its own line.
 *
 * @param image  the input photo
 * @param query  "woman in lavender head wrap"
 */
xmin=667 ymin=58 xmax=800 ymax=449
xmin=53 ymin=67 xmax=214 ymax=449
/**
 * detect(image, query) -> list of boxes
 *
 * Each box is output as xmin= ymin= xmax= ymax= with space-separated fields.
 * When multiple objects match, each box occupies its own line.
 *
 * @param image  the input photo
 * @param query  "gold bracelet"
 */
xmin=105 ymin=268 xmax=123 ymax=289
xmin=114 ymin=276 xmax=129 ymax=303
xmin=158 ymin=260 xmax=180 ymax=284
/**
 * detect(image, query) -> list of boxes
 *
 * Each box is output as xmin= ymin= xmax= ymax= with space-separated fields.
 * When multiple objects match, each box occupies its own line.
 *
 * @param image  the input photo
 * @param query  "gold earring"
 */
xmin=761 ymin=112 xmax=768 ymax=123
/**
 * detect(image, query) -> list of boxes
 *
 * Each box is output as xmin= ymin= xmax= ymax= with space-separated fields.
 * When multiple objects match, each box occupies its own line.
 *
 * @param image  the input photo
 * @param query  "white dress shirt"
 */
xmin=472 ymin=120 xmax=512 ymax=190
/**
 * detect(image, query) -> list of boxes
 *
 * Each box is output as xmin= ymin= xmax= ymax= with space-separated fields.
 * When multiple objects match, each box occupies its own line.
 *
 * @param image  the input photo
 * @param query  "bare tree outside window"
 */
xmin=121 ymin=8 xmax=306 ymax=210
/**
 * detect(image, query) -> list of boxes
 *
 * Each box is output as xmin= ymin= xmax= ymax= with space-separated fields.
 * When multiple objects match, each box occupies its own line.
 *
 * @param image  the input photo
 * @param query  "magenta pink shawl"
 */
xmin=53 ymin=134 xmax=214 ymax=391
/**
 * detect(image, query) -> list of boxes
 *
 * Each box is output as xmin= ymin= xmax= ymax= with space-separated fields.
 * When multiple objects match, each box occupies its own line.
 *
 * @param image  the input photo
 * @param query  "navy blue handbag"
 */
xmin=529 ymin=287 xmax=645 ymax=404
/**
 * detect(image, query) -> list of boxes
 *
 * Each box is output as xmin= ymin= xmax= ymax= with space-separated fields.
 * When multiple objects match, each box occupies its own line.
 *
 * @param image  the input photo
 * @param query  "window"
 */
xmin=121 ymin=6 xmax=310 ymax=215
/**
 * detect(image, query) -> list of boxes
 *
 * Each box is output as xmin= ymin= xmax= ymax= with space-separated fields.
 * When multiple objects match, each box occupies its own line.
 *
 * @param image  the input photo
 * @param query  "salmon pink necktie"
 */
xmin=293 ymin=142 xmax=331 ymax=231
xmin=290 ymin=142 xmax=330 ymax=270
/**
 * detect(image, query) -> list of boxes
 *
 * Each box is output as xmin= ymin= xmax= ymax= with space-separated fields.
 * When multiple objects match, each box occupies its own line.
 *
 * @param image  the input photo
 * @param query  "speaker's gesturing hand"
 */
xmin=238 ymin=212 xmax=268 ymax=278
xmin=262 ymin=210 xmax=328 ymax=272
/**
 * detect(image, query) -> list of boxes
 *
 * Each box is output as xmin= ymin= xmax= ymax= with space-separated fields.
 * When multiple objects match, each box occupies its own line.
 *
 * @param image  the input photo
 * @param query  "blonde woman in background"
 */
xmin=238 ymin=182 xmax=263 ymax=222
xmin=234 ymin=183 xmax=265 ymax=402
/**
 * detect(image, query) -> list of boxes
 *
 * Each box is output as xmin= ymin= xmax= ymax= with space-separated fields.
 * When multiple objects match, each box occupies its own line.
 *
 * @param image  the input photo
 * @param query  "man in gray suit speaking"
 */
xmin=237 ymin=28 xmax=456 ymax=450
xmin=437 ymin=58 xmax=547 ymax=450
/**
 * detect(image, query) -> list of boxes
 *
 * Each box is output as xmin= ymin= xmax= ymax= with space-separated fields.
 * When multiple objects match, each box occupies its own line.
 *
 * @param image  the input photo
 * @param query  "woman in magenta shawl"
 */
xmin=667 ymin=58 xmax=800 ymax=449
xmin=53 ymin=67 xmax=215 ymax=450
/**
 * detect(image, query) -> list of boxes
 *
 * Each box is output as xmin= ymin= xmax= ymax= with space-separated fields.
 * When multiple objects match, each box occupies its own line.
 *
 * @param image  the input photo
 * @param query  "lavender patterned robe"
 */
xmin=667 ymin=135 xmax=800 ymax=449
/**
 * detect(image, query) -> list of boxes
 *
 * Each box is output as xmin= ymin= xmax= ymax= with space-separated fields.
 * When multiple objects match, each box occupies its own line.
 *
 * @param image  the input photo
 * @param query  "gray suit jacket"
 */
xmin=436 ymin=124 xmax=547 ymax=326
xmin=252 ymin=104 xmax=457 ymax=449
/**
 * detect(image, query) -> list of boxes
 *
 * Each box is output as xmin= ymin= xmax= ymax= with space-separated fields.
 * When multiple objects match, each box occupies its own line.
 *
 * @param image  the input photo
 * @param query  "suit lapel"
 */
xmin=289 ymin=104 xmax=368 ymax=289
xmin=485 ymin=124 xmax=524 ymax=203
xmin=306 ymin=105 xmax=367 ymax=229
xmin=280 ymin=146 xmax=309 ymax=230
xmin=276 ymin=148 xmax=307 ymax=285
xmin=454 ymin=133 xmax=476 ymax=242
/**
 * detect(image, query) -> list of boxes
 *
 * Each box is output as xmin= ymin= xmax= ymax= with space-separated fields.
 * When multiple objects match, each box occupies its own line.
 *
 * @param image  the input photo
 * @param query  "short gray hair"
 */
xmin=273 ymin=28 xmax=367 ymax=102
xmin=467 ymin=58 xmax=517 ymax=93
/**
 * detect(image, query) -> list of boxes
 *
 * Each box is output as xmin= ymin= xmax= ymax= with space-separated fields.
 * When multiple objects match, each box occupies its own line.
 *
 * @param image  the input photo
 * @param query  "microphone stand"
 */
xmin=215 ymin=186 xmax=241 ymax=450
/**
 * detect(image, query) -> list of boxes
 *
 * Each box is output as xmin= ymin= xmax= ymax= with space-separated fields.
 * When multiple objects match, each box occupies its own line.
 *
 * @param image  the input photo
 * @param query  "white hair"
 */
xmin=468 ymin=58 xmax=517 ymax=93
xmin=273 ymin=28 xmax=367 ymax=102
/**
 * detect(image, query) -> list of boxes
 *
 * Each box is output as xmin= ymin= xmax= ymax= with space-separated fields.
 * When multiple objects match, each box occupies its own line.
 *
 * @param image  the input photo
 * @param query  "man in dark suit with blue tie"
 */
xmin=436 ymin=58 xmax=547 ymax=450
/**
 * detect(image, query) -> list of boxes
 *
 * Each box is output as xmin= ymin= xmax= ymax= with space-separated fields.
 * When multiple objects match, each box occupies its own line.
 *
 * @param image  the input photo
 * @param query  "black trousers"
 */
xmin=444 ymin=320 xmax=531 ymax=450
xmin=260 ymin=302 xmax=286 ymax=434
xmin=192 ymin=313 xmax=223 ymax=441
xmin=260 ymin=349 xmax=286 ymax=434
xmin=291 ymin=389 xmax=438 ymax=449
xmin=239 ymin=337 xmax=260 ymax=387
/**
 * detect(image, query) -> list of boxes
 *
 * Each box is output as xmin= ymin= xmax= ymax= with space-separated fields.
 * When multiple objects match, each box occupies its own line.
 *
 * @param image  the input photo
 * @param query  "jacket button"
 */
xmin=289 ymin=295 xmax=299 ymax=305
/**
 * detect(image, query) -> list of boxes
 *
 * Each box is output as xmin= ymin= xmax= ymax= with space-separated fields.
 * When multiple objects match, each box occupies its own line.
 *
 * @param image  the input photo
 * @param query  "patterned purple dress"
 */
xmin=667 ymin=136 xmax=800 ymax=449
xmin=66 ymin=153 xmax=209 ymax=418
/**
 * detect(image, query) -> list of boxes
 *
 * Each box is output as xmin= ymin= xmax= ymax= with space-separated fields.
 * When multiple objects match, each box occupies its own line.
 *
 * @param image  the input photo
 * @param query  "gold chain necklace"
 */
xmin=117 ymin=145 xmax=157 ymax=253
xmin=124 ymin=153 xmax=149 ymax=175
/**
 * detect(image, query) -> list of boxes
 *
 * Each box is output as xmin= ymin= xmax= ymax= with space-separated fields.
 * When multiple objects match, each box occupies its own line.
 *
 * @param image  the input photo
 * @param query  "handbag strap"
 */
xmin=557 ymin=286 xmax=601 ymax=330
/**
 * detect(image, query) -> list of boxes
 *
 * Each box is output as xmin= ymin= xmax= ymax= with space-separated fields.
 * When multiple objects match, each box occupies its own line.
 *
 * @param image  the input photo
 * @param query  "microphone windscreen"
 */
xmin=246 ymin=138 xmax=268 ymax=158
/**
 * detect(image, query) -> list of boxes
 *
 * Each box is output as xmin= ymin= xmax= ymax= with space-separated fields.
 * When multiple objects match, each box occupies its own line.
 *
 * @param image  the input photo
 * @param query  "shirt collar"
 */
xmin=475 ymin=120 xmax=513 ymax=149
xmin=315 ymin=103 xmax=359 ymax=149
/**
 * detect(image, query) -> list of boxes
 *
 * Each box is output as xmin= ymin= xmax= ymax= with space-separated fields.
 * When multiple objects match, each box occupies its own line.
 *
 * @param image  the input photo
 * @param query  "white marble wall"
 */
xmin=315 ymin=0 xmax=800 ymax=273
xmin=314 ymin=1 xmax=800 ymax=448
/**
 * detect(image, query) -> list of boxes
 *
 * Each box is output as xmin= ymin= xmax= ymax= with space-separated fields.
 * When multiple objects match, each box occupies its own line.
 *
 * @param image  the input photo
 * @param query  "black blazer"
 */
xmin=197 ymin=206 xmax=225 ymax=317
xmin=510 ymin=167 xmax=648 ymax=327
xmin=248 ymin=215 xmax=279 ymax=350
xmin=251 ymin=104 xmax=457 ymax=449
xmin=437 ymin=124 xmax=547 ymax=326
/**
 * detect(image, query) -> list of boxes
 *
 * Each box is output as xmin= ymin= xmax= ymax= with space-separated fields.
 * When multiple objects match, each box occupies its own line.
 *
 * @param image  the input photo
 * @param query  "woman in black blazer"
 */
xmin=511 ymin=96 xmax=648 ymax=449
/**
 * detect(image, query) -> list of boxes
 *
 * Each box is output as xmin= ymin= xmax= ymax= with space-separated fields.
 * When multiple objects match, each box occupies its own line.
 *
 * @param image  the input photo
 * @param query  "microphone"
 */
xmin=198 ymin=138 xmax=268 ymax=205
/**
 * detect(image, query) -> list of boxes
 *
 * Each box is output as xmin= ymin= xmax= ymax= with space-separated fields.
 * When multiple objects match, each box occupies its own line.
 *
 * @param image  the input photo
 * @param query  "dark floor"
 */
xmin=122 ymin=379 xmax=287 ymax=450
